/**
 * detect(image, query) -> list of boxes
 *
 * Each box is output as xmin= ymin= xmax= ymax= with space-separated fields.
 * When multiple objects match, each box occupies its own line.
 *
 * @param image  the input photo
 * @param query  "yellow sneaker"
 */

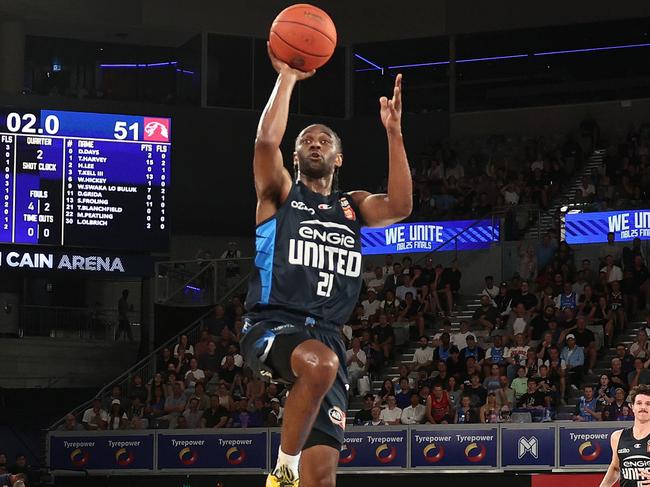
xmin=266 ymin=464 xmax=299 ymax=487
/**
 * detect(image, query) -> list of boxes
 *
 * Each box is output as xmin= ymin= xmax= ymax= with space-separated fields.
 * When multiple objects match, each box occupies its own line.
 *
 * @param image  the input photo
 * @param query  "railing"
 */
xmin=48 ymin=261 xmax=254 ymax=431
xmin=154 ymin=257 xmax=253 ymax=306
xmin=19 ymin=305 xmax=138 ymax=341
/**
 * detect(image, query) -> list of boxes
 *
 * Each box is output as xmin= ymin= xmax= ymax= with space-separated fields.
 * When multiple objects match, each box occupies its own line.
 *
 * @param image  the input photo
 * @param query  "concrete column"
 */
xmin=0 ymin=20 xmax=25 ymax=95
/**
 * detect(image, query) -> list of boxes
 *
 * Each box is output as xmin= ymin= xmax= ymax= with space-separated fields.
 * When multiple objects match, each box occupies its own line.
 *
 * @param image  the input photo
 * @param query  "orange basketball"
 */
xmin=269 ymin=3 xmax=337 ymax=72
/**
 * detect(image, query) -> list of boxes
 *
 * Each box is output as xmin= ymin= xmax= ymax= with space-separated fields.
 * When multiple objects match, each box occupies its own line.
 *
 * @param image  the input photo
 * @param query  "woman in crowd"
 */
xmin=479 ymin=392 xmax=500 ymax=423
xmin=173 ymin=334 xmax=194 ymax=358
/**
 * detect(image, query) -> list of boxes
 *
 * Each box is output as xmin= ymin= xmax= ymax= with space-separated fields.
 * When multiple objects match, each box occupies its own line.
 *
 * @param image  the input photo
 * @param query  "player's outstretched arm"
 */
xmin=350 ymin=73 xmax=413 ymax=228
xmin=599 ymin=429 xmax=622 ymax=487
xmin=254 ymin=44 xmax=315 ymax=223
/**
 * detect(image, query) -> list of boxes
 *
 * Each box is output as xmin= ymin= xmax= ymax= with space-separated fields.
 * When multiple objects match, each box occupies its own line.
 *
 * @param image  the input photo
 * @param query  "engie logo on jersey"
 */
xmin=339 ymin=197 xmax=356 ymax=221
xmin=328 ymin=406 xmax=346 ymax=430
xmin=143 ymin=118 xmax=170 ymax=142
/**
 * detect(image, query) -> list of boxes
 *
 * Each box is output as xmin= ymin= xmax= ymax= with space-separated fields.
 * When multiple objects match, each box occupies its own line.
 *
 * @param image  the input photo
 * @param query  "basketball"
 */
xmin=269 ymin=3 xmax=337 ymax=72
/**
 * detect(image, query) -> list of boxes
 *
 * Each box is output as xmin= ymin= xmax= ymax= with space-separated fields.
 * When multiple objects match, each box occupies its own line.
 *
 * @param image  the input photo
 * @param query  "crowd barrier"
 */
xmin=47 ymin=422 xmax=628 ymax=475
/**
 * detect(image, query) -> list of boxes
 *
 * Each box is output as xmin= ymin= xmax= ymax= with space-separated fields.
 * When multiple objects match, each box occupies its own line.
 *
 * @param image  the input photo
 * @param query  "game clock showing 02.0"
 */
xmin=0 ymin=108 xmax=171 ymax=251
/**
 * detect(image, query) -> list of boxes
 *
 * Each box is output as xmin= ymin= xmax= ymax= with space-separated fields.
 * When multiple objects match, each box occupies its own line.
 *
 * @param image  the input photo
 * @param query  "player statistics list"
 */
xmin=0 ymin=133 xmax=169 ymax=248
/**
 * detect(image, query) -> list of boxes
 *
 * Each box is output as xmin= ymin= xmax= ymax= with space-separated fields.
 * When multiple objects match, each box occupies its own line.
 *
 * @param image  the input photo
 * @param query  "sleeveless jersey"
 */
xmin=245 ymin=181 xmax=364 ymax=328
xmin=617 ymin=427 xmax=650 ymax=486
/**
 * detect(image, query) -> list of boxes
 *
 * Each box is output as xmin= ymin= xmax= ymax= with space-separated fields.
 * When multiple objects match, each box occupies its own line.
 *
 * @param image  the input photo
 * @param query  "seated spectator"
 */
xmin=630 ymin=329 xmax=650 ymax=360
xmin=485 ymin=333 xmax=509 ymax=370
xmin=516 ymin=378 xmax=549 ymax=411
xmin=459 ymin=335 xmax=485 ymax=365
xmin=103 ymin=384 xmax=126 ymax=412
xmin=518 ymin=245 xmax=538 ymax=283
xmin=479 ymin=392 xmax=501 ymax=423
xmin=367 ymin=267 xmax=386 ymax=294
xmin=396 ymin=275 xmax=417 ymax=302
xmin=573 ymin=385 xmax=603 ymax=422
xmin=473 ymin=295 xmax=498 ymax=332
xmin=616 ymin=343 xmax=636 ymax=376
xmin=511 ymin=281 xmax=538 ymax=311
xmin=562 ymin=316 xmax=597 ymax=373
xmin=201 ymin=395 xmax=229 ymax=428
xmin=628 ymin=358 xmax=650 ymax=387
xmin=495 ymin=375 xmax=515 ymax=409
xmin=494 ymin=282 xmax=513 ymax=318
xmin=365 ymin=406 xmax=385 ymax=426
xmin=107 ymin=399 xmax=128 ymax=430
xmin=220 ymin=355 xmax=241 ymax=386
xmin=145 ymin=386 xmax=167 ymax=426
xmin=609 ymin=358 xmax=629 ymax=392
xmin=402 ymin=392 xmax=426 ymax=424
xmin=194 ymin=329 xmax=213 ymax=357
xmin=162 ymin=382 xmax=187 ymax=428
xmin=445 ymin=346 xmax=463 ymax=378
xmin=452 ymin=320 xmax=473 ymax=350
xmin=601 ymin=255 xmax=623 ymax=283
xmin=372 ymin=312 xmax=395 ymax=362
xmin=561 ymin=334 xmax=585 ymax=390
xmin=395 ymin=378 xmax=414 ymax=409
xmin=353 ymin=394 xmax=375 ymax=426
xmin=555 ymin=281 xmax=578 ymax=311
xmin=433 ymin=332 xmax=453 ymax=362
xmin=127 ymin=397 xmax=148 ymax=429
xmin=483 ymin=364 xmax=502 ymax=393
xmin=605 ymin=387 xmax=632 ymax=421
xmin=412 ymin=335 xmax=434 ymax=374
xmin=536 ymin=331 xmax=555 ymax=361
xmin=511 ymin=366 xmax=530 ymax=401
xmin=506 ymin=304 xmax=531 ymax=340
xmin=426 ymin=384 xmax=451 ymax=424
xmin=464 ymin=373 xmax=488 ymax=408
xmin=507 ymin=333 xmax=530 ymax=380
xmin=379 ymin=395 xmax=402 ymax=425
xmin=184 ymin=358 xmax=205 ymax=391
xmin=595 ymin=374 xmax=616 ymax=408
xmin=266 ymin=398 xmax=284 ymax=427
xmin=543 ymin=347 xmax=566 ymax=403
xmin=82 ymin=398 xmax=108 ymax=430
xmin=537 ymin=365 xmax=560 ymax=407
xmin=361 ymin=289 xmax=382 ymax=321
xmin=480 ymin=275 xmax=500 ymax=303
xmin=58 ymin=413 xmax=83 ymax=431
xmin=346 ymin=337 xmax=367 ymax=394
xmin=228 ymin=399 xmax=253 ymax=428
xmin=174 ymin=334 xmax=195 ymax=358
xmin=454 ymin=394 xmax=479 ymax=424
xmin=129 ymin=375 xmax=148 ymax=405
xmin=379 ymin=290 xmax=400 ymax=321
xmin=182 ymin=397 xmax=204 ymax=429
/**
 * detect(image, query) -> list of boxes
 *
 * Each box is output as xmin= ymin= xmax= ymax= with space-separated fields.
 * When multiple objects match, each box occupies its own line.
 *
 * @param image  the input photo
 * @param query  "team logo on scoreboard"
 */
xmin=225 ymin=447 xmax=247 ymax=465
xmin=143 ymin=118 xmax=170 ymax=142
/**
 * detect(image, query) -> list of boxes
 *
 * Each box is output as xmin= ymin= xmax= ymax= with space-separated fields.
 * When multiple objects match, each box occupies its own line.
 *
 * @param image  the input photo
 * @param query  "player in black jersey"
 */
xmin=601 ymin=384 xmax=650 ymax=486
xmin=242 ymin=44 xmax=412 ymax=487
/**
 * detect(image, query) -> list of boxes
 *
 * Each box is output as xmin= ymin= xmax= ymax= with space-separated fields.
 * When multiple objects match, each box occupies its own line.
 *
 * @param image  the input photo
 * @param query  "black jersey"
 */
xmin=245 ymin=181 xmax=364 ymax=328
xmin=617 ymin=427 xmax=650 ymax=486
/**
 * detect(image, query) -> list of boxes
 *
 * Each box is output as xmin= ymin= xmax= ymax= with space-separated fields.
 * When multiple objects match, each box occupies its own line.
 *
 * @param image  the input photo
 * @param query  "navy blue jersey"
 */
xmin=245 ymin=181 xmax=364 ymax=327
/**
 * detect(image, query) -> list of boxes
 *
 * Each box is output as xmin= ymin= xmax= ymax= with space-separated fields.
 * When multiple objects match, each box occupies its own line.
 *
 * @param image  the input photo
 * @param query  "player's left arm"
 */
xmin=350 ymin=74 xmax=413 ymax=228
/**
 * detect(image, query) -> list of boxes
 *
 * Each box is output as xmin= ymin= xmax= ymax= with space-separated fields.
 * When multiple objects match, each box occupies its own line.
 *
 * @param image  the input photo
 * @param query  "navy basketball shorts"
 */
xmin=241 ymin=316 xmax=348 ymax=448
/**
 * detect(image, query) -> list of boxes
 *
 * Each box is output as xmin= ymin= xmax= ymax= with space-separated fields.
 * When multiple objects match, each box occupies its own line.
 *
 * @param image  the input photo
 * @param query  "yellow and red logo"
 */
xmin=114 ymin=448 xmax=135 ymax=467
xmin=423 ymin=443 xmax=445 ymax=463
xmin=464 ymin=442 xmax=487 ymax=463
xmin=226 ymin=447 xmax=247 ymax=465
xmin=375 ymin=443 xmax=397 ymax=464
xmin=70 ymin=448 xmax=89 ymax=467
xmin=338 ymin=444 xmax=357 ymax=464
xmin=578 ymin=441 xmax=602 ymax=461
xmin=178 ymin=447 xmax=199 ymax=466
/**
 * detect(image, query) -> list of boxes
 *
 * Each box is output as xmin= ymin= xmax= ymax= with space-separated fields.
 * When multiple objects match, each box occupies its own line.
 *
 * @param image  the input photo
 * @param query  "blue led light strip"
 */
xmin=355 ymin=41 xmax=650 ymax=73
xmin=99 ymin=61 xmax=194 ymax=75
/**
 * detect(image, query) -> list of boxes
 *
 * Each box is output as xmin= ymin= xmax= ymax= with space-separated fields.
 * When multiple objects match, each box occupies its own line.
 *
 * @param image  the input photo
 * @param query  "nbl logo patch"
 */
xmin=328 ymin=406 xmax=346 ymax=430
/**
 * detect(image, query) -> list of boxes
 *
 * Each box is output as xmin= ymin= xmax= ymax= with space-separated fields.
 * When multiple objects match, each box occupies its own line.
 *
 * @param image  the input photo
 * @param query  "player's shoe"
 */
xmin=266 ymin=464 xmax=299 ymax=487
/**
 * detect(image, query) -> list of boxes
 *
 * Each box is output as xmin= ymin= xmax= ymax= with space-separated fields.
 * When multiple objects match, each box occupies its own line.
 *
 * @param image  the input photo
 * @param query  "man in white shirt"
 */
xmin=361 ymin=289 xmax=382 ymax=320
xmin=82 ymin=398 xmax=108 ymax=430
xmin=412 ymin=335 xmax=434 ymax=373
xmin=367 ymin=267 xmax=386 ymax=294
xmin=379 ymin=395 xmax=403 ymax=425
xmin=184 ymin=358 xmax=206 ymax=389
xmin=480 ymin=276 xmax=500 ymax=304
xmin=346 ymin=338 xmax=367 ymax=394
xmin=396 ymin=275 xmax=417 ymax=302
xmin=600 ymin=254 xmax=623 ymax=283
xmin=452 ymin=320 xmax=472 ymax=350
xmin=401 ymin=392 xmax=426 ymax=424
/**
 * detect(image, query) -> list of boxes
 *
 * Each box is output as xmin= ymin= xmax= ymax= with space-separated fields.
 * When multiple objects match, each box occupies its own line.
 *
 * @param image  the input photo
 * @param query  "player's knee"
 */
xmin=293 ymin=341 xmax=339 ymax=385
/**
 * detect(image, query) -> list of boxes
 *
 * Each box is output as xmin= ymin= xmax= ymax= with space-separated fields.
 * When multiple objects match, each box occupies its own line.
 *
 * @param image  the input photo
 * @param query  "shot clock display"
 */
xmin=0 ymin=108 xmax=170 ymax=251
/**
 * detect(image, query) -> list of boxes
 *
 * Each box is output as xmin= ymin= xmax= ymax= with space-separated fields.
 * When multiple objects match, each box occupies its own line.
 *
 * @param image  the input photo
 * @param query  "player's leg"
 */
xmin=300 ymin=443 xmax=339 ymax=487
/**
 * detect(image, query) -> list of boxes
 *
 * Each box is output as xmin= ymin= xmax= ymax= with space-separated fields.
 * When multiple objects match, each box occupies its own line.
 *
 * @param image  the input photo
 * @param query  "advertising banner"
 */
xmin=558 ymin=426 xmax=620 ymax=467
xmin=361 ymin=219 xmax=499 ymax=255
xmin=564 ymin=209 xmax=650 ymax=244
xmin=410 ymin=427 xmax=498 ymax=468
xmin=50 ymin=434 xmax=154 ymax=471
xmin=157 ymin=431 xmax=267 ymax=470
xmin=501 ymin=426 xmax=555 ymax=469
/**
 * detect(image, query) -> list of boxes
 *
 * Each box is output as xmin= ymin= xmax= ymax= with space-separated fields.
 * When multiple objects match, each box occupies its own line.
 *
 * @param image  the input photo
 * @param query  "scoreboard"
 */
xmin=0 ymin=109 xmax=170 ymax=251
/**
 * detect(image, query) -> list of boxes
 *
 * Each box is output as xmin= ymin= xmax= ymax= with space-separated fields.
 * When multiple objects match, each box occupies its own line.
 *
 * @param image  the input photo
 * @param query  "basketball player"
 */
xmin=600 ymin=384 xmax=650 ymax=486
xmin=240 ymin=44 xmax=412 ymax=487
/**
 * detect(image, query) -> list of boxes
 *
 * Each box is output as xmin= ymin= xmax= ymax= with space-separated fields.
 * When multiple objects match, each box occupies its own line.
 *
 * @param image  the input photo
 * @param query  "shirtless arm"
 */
xmin=599 ymin=429 xmax=621 ymax=487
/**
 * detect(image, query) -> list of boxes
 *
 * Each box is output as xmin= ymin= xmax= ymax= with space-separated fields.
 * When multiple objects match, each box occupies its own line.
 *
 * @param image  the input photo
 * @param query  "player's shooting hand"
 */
xmin=267 ymin=42 xmax=315 ymax=80
xmin=380 ymin=73 xmax=402 ymax=134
